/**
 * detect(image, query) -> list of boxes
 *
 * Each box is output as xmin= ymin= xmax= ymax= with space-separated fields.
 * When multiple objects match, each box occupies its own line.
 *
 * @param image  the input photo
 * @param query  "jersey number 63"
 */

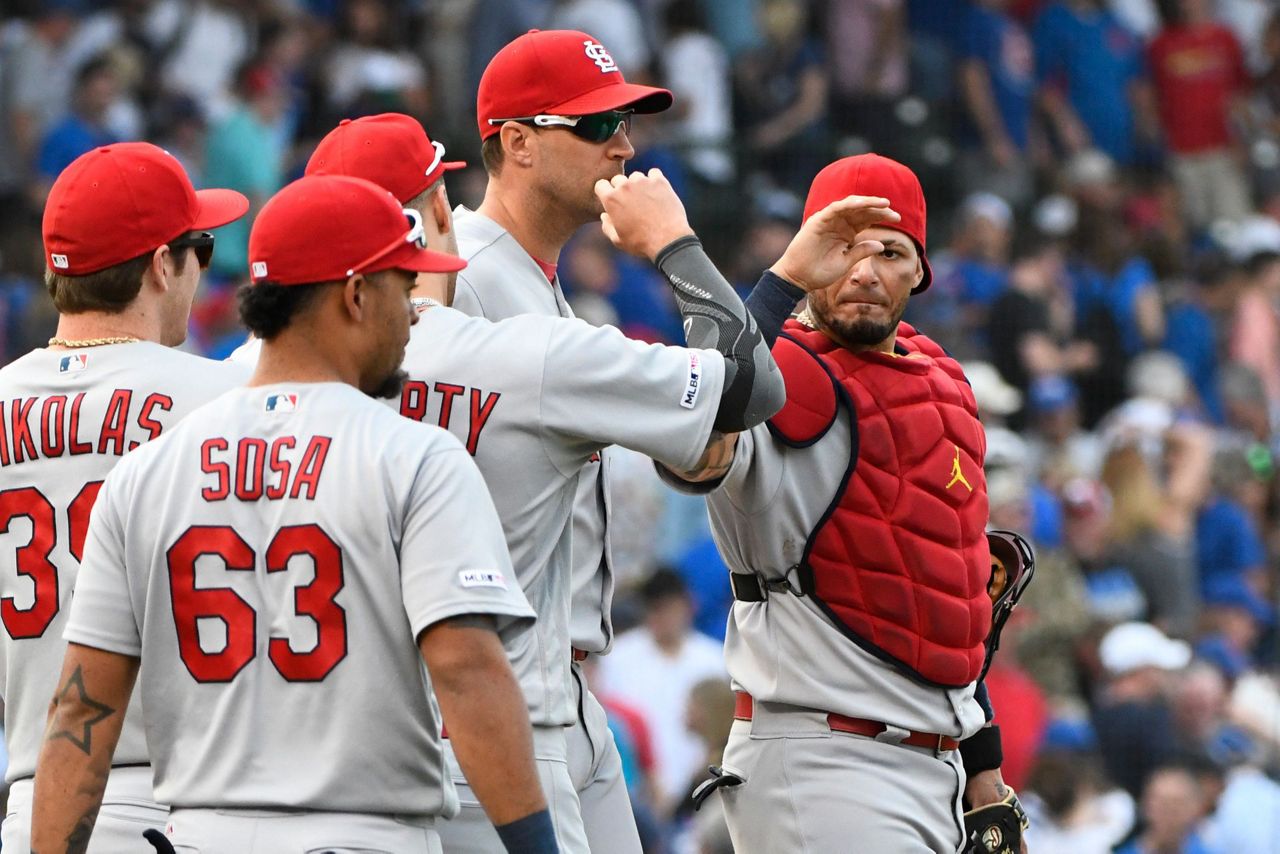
xmin=167 ymin=524 xmax=347 ymax=683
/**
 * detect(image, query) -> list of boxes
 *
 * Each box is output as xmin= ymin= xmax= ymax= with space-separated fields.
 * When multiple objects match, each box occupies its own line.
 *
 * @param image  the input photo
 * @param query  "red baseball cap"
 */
xmin=477 ymin=29 xmax=672 ymax=141
xmin=43 ymin=142 xmax=248 ymax=276
xmin=248 ymin=175 xmax=466 ymax=286
xmin=305 ymin=113 xmax=465 ymax=204
xmin=803 ymin=154 xmax=932 ymax=293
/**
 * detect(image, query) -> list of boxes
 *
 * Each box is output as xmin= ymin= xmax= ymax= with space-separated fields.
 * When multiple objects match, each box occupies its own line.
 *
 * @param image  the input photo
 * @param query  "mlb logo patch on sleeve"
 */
xmin=58 ymin=354 xmax=88 ymax=373
xmin=681 ymin=352 xmax=702 ymax=409
xmin=458 ymin=570 xmax=507 ymax=590
xmin=265 ymin=393 xmax=298 ymax=412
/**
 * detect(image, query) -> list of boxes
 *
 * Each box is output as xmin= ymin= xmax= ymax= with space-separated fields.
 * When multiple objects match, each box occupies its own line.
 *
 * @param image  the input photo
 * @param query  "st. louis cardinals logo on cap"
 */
xmin=583 ymin=40 xmax=618 ymax=73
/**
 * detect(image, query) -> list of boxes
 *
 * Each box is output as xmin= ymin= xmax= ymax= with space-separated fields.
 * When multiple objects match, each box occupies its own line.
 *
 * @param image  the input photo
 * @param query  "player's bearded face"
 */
xmin=370 ymin=368 xmax=409 ymax=400
xmin=808 ymin=228 xmax=922 ymax=350
xmin=363 ymin=270 xmax=416 ymax=400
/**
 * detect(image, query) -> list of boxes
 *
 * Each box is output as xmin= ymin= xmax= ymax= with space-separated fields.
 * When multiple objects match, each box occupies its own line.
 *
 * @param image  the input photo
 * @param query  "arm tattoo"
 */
xmin=676 ymin=432 xmax=734 ymax=481
xmin=46 ymin=665 xmax=116 ymax=756
xmin=66 ymin=811 xmax=99 ymax=854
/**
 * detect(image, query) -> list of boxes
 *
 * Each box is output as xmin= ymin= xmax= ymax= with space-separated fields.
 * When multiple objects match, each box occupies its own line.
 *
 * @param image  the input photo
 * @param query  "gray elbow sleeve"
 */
xmin=654 ymin=237 xmax=785 ymax=432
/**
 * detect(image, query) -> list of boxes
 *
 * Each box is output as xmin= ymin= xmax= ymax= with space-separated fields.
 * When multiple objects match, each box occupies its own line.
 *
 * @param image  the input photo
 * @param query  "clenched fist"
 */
xmin=594 ymin=169 xmax=695 ymax=261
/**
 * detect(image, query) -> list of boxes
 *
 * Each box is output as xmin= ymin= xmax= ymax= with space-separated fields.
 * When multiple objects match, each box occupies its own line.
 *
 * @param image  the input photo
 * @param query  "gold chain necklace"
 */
xmin=48 ymin=335 xmax=141 ymax=348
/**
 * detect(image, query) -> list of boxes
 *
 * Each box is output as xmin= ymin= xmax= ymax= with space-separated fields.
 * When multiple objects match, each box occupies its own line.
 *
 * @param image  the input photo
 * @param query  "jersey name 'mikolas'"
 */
xmin=0 ymin=390 xmax=173 ymax=466
xmin=199 ymin=435 xmax=332 ymax=502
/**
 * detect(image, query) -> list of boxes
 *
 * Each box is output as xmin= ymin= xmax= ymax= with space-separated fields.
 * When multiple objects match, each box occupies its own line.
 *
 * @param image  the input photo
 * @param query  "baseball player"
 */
xmin=33 ymin=175 xmax=555 ymax=854
xmin=455 ymin=29 xmax=673 ymax=852
xmin=226 ymin=113 xmax=466 ymax=367
xmin=406 ymin=165 xmax=798 ymax=853
xmin=663 ymin=155 xmax=1029 ymax=853
xmin=0 ymin=142 xmax=249 ymax=852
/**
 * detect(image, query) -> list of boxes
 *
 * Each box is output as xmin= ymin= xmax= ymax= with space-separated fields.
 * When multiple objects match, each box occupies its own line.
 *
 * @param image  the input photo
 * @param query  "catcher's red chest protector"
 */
xmin=768 ymin=319 xmax=991 ymax=687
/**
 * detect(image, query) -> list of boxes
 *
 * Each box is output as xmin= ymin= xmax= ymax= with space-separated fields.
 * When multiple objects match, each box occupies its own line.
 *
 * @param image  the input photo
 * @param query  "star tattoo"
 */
xmin=48 ymin=666 xmax=115 ymax=756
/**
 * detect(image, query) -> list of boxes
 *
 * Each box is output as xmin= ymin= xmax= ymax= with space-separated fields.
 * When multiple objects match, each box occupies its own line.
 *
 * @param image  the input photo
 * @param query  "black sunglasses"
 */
xmin=488 ymin=110 xmax=633 ymax=144
xmin=170 ymin=232 xmax=215 ymax=270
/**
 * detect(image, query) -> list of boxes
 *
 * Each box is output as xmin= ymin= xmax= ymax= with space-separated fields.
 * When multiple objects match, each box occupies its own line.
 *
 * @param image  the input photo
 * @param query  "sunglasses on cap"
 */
xmin=345 ymin=209 xmax=429 ymax=277
xmin=170 ymin=232 xmax=215 ymax=270
xmin=486 ymin=110 xmax=633 ymax=144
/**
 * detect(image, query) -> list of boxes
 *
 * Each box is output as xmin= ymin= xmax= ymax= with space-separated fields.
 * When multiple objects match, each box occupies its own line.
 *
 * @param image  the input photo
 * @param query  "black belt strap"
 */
xmin=730 ymin=564 xmax=814 ymax=601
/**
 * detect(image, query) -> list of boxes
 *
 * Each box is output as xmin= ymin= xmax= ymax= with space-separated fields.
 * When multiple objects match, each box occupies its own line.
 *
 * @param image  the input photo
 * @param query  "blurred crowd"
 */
xmin=7 ymin=0 xmax=1280 ymax=851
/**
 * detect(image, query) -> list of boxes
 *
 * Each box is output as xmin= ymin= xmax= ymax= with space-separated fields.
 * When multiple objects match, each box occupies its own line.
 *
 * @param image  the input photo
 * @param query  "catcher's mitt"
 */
xmin=962 ymin=787 xmax=1029 ymax=854
xmin=979 ymin=529 xmax=1036 ymax=682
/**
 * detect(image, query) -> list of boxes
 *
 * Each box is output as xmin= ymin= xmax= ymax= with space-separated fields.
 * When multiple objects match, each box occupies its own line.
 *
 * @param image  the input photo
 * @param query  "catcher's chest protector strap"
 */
xmin=766 ymin=333 xmax=839 ymax=446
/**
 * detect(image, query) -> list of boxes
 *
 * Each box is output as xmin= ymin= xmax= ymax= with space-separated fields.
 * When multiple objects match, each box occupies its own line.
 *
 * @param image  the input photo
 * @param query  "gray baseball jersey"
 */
xmin=452 ymin=206 xmax=617 ymax=654
xmin=64 ymin=381 xmax=534 ymax=813
xmin=662 ymin=422 xmax=987 ymax=738
xmin=0 ymin=343 xmax=248 ymax=784
xmin=398 ymin=306 xmax=724 ymax=727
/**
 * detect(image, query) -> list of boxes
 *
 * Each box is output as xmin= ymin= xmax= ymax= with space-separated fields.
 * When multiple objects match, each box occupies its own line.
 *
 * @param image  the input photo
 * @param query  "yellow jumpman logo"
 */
xmin=946 ymin=445 xmax=972 ymax=492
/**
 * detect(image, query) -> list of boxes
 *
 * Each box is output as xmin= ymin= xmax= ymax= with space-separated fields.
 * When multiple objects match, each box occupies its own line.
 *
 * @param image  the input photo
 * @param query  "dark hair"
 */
xmin=481 ymin=134 xmax=505 ymax=175
xmin=45 ymin=240 xmax=192 ymax=315
xmin=237 ymin=280 xmax=335 ymax=340
xmin=665 ymin=0 xmax=707 ymax=33
xmin=641 ymin=568 xmax=689 ymax=606
xmin=74 ymin=54 xmax=115 ymax=91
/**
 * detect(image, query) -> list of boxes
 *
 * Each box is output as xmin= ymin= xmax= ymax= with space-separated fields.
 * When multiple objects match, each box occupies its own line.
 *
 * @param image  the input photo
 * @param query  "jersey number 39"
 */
xmin=167 ymin=524 xmax=347 ymax=683
xmin=0 ymin=482 xmax=103 ymax=640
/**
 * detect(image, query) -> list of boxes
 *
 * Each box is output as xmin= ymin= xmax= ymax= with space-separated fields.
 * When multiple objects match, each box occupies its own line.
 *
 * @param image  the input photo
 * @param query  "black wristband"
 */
xmin=494 ymin=808 xmax=559 ymax=854
xmin=653 ymin=234 xmax=702 ymax=268
xmin=745 ymin=269 xmax=806 ymax=348
xmin=960 ymin=725 xmax=1003 ymax=776
xmin=974 ymin=680 xmax=994 ymax=722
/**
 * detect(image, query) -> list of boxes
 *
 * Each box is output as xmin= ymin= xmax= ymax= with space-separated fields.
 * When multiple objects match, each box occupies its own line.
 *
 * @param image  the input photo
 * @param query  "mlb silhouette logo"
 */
xmin=58 ymin=354 xmax=88 ymax=373
xmin=265 ymin=393 xmax=298 ymax=412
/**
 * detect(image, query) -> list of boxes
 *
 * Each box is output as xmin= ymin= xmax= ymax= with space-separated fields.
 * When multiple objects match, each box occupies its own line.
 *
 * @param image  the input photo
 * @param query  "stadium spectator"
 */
xmin=1228 ymin=250 xmax=1280 ymax=413
xmin=1023 ymin=748 xmax=1138 ymax=853
xmin=1092 ymin=622 xmax=1190 ymax=799
xmin=1114 ymin=763 xmax=1213 ymax=854
xmin=598 ymin=570 xmax=726 ymax=813
xmin=1033 ymin=0 xmax=1156 ymax=166
xmin=824 ymin=0 xmax=910 ymax=154
xmin=733 ymin=0 xmax=828 ymax=195
xmin=35 ymin=54 xmax=119 ymax=191
xmin=660 ymin=1 xmax=734 ymax=187
xmin=548 ymin=0 xmax=652 ymax=79
xmin=324 ymin=0 xmax=429 ymax=119
xmin=203 ymin=61 xmax=289 ymax=280
xmin=1149 ymin=0 xmax=1252 ymax=228
xmin=957 ymin=0 xmax=1038 ymax=205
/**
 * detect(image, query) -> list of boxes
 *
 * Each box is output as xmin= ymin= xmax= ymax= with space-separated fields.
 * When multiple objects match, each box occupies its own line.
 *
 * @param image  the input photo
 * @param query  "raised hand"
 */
xmin=594 ymin=169 xmax=695 ymax=261
xmin=769 ymin=195 xmax=900 ymax=293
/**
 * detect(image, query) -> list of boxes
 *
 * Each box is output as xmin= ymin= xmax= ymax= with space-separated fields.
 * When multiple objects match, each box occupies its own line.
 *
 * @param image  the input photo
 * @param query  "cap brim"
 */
xmin=377 ymin=242 xmax=468 ymax=274
xmin=549 ymin=83 xmax=673 ymax=117
xmin=423 ymin=160 xmax=468 ymax=187
xmin=192 ymin=188 xmax=250 ymax=230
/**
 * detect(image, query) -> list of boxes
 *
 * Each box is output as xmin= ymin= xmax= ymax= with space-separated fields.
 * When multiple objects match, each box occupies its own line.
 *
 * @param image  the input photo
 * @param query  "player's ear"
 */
xmin=143 ymin=244 xmax=172 ymax=294
xmin=500 ymin=122 xmax=536 ymax=169
xmin=343 ymin=273 xmax=366 ymax=322
xmin=432 ymin=184 xmax=452 ymax=236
